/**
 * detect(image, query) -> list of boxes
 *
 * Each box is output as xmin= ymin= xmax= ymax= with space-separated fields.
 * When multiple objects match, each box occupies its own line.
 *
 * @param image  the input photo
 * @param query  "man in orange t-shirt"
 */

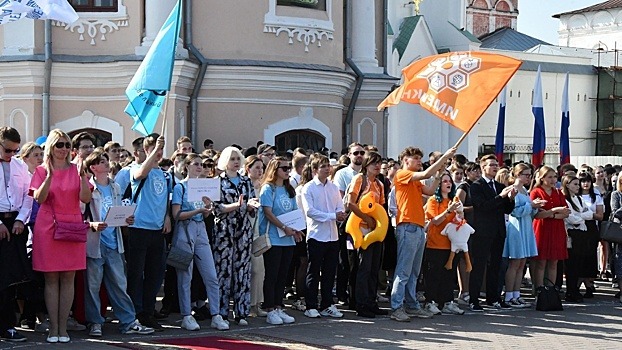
xmin=389 ymin=146 xmax=455 ymax=322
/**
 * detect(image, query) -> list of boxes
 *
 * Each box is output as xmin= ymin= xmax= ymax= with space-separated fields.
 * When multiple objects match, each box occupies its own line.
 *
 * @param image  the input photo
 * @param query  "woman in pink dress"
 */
xmin=30 ymin=129 xmax=91 ymax=343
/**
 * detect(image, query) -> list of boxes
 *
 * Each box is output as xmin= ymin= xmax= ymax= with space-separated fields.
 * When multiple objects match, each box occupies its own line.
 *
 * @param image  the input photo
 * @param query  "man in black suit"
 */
xmin=468 ymin=154 xmax=516 ymax=312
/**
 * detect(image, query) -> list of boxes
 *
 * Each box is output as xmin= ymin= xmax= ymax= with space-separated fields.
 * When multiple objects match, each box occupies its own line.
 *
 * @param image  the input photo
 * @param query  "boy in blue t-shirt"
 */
xmin=126 ymin=134 xmax=172 ymax=331
xmin=83 ymin=151 xmax=154 ymax=337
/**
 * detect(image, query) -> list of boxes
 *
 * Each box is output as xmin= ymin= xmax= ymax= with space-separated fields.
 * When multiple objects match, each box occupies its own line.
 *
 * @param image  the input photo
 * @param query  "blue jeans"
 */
xmin=174 ymin=220 xmax=221 ymax=317
xmin=391 ymin=223 xmax=426 ymax=310
xmin=85 ymin=243 xmax=136 ymax=332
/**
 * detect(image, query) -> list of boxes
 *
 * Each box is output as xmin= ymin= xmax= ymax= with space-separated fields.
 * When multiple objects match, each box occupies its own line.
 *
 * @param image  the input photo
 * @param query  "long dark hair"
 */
xmin=562 ymin=175 xmax=581 ymax=212
xmin=578 ymin=173 xmax=597 ymax=203
xmin=262 ymin=156 xmax=296 ymax=198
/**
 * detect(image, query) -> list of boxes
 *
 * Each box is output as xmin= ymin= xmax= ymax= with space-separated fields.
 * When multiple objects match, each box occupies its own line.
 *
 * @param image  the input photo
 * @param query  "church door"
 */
xmin=275 ymin=129 xmax=325 ymax=152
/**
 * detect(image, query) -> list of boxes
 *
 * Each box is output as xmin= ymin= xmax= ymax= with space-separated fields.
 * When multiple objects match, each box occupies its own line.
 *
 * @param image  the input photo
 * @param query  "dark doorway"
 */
xmin=275 ymin=129 xmax=325 ymax=153
xmin=68 ymin=128 xmax=112 ymax=147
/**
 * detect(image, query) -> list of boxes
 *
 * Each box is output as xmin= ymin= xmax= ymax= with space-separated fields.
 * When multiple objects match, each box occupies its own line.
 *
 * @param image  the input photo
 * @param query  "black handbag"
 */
xmin=599 ymin=214 xmax=622 ymax=244
xmin=535 ymin=278 xmax=563 ymax=311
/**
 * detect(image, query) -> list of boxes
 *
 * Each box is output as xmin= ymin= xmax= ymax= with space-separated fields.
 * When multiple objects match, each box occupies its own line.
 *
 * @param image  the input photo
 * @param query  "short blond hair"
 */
xmin=217 ymin=146 xmax=245 ymax=171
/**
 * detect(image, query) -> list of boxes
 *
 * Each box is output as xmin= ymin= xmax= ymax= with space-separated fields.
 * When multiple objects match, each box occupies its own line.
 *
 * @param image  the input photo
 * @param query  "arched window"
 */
xmin=68 ymin=128 xmax=112 ymax=147
xmin=277 ymin=0 xmax=326 ymax=11
xmin=275 ymin=129 xmax=325 ymax=152
xmin=70 ymin=0 xmax=118 ymax=12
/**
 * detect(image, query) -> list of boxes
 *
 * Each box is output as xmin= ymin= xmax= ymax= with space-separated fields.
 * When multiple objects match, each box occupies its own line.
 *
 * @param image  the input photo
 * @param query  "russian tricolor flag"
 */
xmin=495 ymin=87 xmax=507 ymax=164
xmin=560 ymin=73 xmax=570 ymax=165
xmin=532 ymin=66 xmax=546 ymax=167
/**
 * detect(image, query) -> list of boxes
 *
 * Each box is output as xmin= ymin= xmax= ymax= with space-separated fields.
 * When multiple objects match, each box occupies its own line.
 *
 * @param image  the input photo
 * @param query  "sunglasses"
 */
xmin=278 ymin=165 xmax=292 ymax=172
xmin=54 ymin=142 xmax=72 ymax=149
xmin=203 ymin=163 xmax=214 ymax=168
xmin=0 ymin=144 xmax=20 ymax=154
xmin=352 ymin=151 xmax=365 ymax=156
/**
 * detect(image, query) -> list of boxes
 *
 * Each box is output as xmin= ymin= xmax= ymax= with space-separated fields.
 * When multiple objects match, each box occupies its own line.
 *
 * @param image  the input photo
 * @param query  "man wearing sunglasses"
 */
xmin=0 ymin=127 xmax=33 ymax=342
xmin=331 ymin=142 xmax=365 ymax=308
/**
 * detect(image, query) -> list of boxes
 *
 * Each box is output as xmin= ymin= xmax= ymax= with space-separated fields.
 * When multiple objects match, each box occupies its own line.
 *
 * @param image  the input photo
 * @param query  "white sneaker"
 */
xmin=266 ymin=310 xmax=283 ymax=325
xmin=123 ymin=320 xmax=155 ymax=335
xmin=442 ymin=301 xmax=465 ymax=315
xmin=210 ymin=315 xmax=229 ymax=331
xmin=277 ymin=309 xmax=295 ymax=324
xmin=320 ymin=305 xmax=343 ymax=318
xmin=405 ymin=307 xmax=433 ymax=319
xmin=66 ymin=317 xmax=86 ymax=331
xmin=304 ymin=309 xmax=321 ymax=318
xmin=425 ymin=301 xmax=442 ymax=315
xmin=237 ymin=318 xmax=249 ymax=326
xmin=181 ymin=315 xmax=200 ymax=331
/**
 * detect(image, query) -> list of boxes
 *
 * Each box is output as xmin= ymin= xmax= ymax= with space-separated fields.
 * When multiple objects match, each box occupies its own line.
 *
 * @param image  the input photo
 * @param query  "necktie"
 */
xmin=488 ymin=180 xmax=496 ymax=193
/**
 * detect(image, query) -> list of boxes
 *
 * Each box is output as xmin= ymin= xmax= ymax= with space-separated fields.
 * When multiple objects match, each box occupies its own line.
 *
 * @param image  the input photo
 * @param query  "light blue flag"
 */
xmin=124 ymin=0 xmax=182 ymax=136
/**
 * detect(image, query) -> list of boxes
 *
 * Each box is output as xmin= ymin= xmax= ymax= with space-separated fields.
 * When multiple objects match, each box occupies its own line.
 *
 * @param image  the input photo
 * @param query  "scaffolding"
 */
xmin=595 ymin=45 xmax=622 ymax=156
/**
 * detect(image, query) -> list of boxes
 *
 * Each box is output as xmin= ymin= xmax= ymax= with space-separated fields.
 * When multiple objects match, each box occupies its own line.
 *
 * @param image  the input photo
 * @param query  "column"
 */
xmin=350 ymin=0 xmax=383 ymax=73
xmin=135 ymin=0 xmax=186 ymax=57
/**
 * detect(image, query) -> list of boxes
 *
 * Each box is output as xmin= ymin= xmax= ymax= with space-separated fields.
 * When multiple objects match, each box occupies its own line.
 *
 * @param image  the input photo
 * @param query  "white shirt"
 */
xmin=301 ymin=176 xmax=344 ymax=242
xmin=0 ymin=157 xmax=33 ymax=224
xmin=289 ymin=170 xmax=301 ymax=188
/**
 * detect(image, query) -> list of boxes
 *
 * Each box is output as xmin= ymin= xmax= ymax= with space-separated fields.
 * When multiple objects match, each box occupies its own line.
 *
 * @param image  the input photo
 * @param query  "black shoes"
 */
xmin=1 ymin=329 xmax=27 ymax=342
xmin=565 ymin=292 xmax=584 ymax=303
xmin=138 ymin=313 xmax=163 ymax=332
xmin=469 ymin=303 xmax=484 ymax=312
xmin=356 ymin=307 xmax=376 ymax=318
xmin=370 ymin=305 xmax=389 ymax=316
xmin=583 ymin=286 xmax=595 ymax=299
xmin=192 ymin=305 xmax=211 ymax=321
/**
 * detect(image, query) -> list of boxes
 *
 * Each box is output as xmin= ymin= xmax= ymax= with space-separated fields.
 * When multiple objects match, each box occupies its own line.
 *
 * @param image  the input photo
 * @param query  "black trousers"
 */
xmin=335 ymin=230 xmax=350 ymax=302
xmin=356 ymin=242 xmax=383 ymax=309
xmin=305 ymin=239 xmax=339 ymax=310
xmin=126 ymin=228 xmax=166 ymax=316
xmin=424 ymin=248 xmax=459 ymax=306
xmin=468 ymin=233 xmax=505 ymax=305
xmin=263 ymin=245 xmax=294 ymax=309
xmin=0 ymin=213 xmax=29 ymax=332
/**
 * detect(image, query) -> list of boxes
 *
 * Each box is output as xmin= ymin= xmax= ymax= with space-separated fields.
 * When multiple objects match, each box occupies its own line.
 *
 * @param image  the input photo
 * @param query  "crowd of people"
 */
xmin=0 ymin=125 xmax=621 ymax=344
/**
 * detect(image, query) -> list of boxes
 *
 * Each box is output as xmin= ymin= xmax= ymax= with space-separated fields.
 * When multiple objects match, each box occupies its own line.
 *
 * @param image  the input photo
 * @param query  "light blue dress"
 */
xmin=503 ymin=191 xmax=539 ymax=259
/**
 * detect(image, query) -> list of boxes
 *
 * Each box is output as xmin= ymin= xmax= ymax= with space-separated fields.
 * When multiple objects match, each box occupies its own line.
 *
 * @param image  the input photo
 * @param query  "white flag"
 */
xmin=0 ymin=0 xmax=79 ymax=25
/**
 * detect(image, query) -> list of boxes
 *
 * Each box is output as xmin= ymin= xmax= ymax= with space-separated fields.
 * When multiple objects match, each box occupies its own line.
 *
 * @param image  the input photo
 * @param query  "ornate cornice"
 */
xmin=264 ymin=25 xmax=333 ymax=52
xmin=264 ymin=0 xmax=334 ymax=52
xmin=52 ymin=0 xmax=129 ymax=45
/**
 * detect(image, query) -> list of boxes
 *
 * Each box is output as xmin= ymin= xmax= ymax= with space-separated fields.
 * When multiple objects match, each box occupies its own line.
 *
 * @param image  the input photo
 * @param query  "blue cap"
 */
xmin=35 ymin=135 xmax=47 ymax=146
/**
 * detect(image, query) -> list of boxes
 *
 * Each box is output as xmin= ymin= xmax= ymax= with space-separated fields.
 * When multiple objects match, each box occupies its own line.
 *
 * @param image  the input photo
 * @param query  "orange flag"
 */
xmin=378 ymin=51 xmax=522 ymax=133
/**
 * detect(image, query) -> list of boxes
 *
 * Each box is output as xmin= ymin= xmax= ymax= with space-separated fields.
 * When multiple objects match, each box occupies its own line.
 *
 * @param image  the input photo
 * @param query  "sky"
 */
xmin=517 ymin=0 xmax=603 ymax=44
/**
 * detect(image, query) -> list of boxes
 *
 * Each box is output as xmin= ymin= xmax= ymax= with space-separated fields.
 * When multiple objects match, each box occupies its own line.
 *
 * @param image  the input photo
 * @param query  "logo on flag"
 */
xmin=378 ymin=51 xmax=521 ymax=133
xmin=0 ymin=0 xmax=79 ymax=25
xmin=416 ymin=53 xmax=481 ymax=93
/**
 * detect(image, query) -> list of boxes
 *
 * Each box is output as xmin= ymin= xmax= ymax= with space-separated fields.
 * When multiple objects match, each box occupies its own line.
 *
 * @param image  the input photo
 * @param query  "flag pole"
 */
xmin=160 ymin=93 xmax=170 ymax=136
